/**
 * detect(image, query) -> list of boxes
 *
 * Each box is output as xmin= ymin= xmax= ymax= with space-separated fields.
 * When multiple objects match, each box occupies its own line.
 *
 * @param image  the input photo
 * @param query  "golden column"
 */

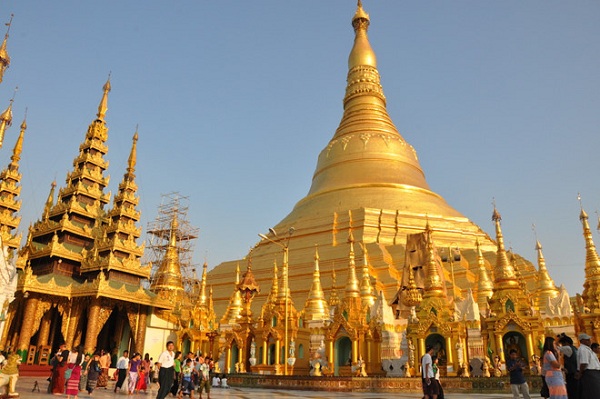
xmin=135 ymin=309 xmax=147 ymax=354
xmin=37 ymin=310 xmax=52 ymax=347
xmin=84 ymin=298 xmax=101 ymax=354
xmin=17 ymin=295 xmax=39 ymax=360
xmin=262 ymin=341 xmax=267 ymax=365
xmin=275 ymin=340 xmax=281 ymax=367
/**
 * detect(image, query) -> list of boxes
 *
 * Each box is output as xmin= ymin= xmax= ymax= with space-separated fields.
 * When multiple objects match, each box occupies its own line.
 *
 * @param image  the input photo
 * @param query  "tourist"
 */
xmin=211 ymin=373 xmax=220 ymax=388
xmin=541 ymin=336 xmax=567 ymax=399
xmin=156 ymin=341 xmax=176 ymax=399
xmin=421 ymin=345 xmax=439 ymax=399
xmin=591 ymin=343 xmax=600 ymax=358
xmin=51 ymin=343 xmax=70 ymax=395
xmin=114 ymin=349 xmax=129 ymax=393
xmin=143 ymin=353 xmax=152 ymax=387
xmin=128 ymin=352 xmax=142 ymax=394
xmin=79 ymin=354 xmax=90 ymax=392
xmin=575 ymin=333 xmax=600 ymax=399
xmin=196 ymin=356 xmax=211 ymax=399
xmin=432 ymin=356 xmax=444 ymax=399
xmin=170 ymin=351 xmax=182 ymax=396
xmin=85 ymin=352 xmax=102 ymax=395
xmin=65 ymin=345 xmax=84 ymax=399
xmin=220 ymin=374 xmax=229 ymax=389
xmin=136 ymin=364 xmax=148 ymax=393
xmin=506 ymin=349 xmax=531 ymax=399
xmin=97 ymin=349 xmax=110 ymax=388
xmin=557 ymin=334 xmax=578 ymax=399
xmin=178 ymin=358 xmax=195 ymax=399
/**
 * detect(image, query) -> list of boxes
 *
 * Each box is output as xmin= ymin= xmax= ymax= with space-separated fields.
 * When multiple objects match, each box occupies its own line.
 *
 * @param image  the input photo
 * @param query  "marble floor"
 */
xmin=12 ymin=376 xmax=515 ymax=399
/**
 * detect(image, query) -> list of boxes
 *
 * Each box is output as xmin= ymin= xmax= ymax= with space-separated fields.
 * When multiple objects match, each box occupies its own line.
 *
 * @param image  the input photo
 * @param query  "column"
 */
xmin=83 ymin=298 xmax=101 ymax=354
xmin=526 ymin=333 xmax=534 ymax=360
xmin=17 ymin=296 xmax=39 ymax=361
xmin=37 ymin=310 xmax=53 ymax=347
xmin=65 ymin=302 xmax=80 ymax=349
xmin=328 ymin=340 xmax=334 ymax=371
xmin=446 ymin=336 xmax=454 ymax=366
xmin=352 ymin=339 xmax=358 ymax=363
xmin=226 ymin=347 xmax=232 ymax=373
xmin=0 ymin=306 xmax=16 ymax=351
xmin=275 ymin=339 xmax=281 ymax=365
xmin=135 ymin=309 xmax=147 ymax=354
xmin=495 ymin=334 xmax=505 ymax=362
xmin=262 ymin=341 xmax=267 ymax=365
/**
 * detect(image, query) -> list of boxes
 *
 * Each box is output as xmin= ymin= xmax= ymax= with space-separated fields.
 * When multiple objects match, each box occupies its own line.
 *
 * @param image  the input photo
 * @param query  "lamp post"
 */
xmin=258 ymin=227 xmax=294 ymax=375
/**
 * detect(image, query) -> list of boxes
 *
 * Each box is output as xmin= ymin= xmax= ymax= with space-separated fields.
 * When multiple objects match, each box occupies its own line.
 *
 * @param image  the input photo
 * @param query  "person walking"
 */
xmin=65 ymin=346 xmax=84 ymax=399
xmin=51 ymin=343 xmax=70 ymax=395
xmin=575 ymin=333 xmax=600 ymax=399
xmin=557 ymin=334 xmax=578 ymax=399
xmin=156 ymin=341 xmax=176 ymax=399
xmin=85 ymin=352 xmax=102 ymax=395
xmin=196 ymin=356 xmax=211 ymax=399
xmin=170 ymin=351 xmax=182 ymax=397
xmin=541 ymin=336 xmax=567 ymax=399
xmin=507 ymin=349 xmax=531 ymax=399
xmin=128 ymin=352 xmax=141 ymax=394
xmin=114 ymin=350 xmax=130 ymax=393
xmin=421 ymin=345 xmax=439 ymax=399
xmin=97 ymin=349 xmax=110 ymax=388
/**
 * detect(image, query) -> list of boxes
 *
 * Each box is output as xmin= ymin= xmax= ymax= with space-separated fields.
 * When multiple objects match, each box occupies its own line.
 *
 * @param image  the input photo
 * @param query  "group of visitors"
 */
xmin=507 ymin=333 xmax=600 ymax=399
xmin=421 ymin=345 xmax=444 ymax=399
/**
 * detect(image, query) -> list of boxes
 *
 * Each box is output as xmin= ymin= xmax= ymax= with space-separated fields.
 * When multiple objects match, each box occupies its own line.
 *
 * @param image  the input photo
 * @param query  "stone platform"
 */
xmin=228 ymin=374 xmax=543 ymax=394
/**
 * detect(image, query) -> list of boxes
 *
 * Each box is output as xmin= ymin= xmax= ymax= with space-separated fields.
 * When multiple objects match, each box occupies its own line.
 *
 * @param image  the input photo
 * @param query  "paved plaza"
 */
xmin=11 ymin=376 xmax=517 ymax=399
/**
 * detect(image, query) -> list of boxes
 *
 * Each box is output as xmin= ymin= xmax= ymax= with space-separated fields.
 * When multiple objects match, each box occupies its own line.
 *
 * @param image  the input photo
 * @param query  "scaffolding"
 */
xmin=145 ymin=192 xmax=200 ymax=298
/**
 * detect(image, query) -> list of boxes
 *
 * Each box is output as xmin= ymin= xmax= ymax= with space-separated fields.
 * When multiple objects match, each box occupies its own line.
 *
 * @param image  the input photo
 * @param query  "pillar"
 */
xmin=37 ymin=310 xmax=53 ymax=347
xmin=17 ymin=296 xmax=39 ymax=361
xmin=0 ymin=306 xmax=15 ymax=350
xmin=495 ymin=334 xmax=505 ymax=362
xmin=446 ymin=336 xmax=454 ymax=366
xmin=135 ymin=309 xmax=147 ymax=354
xmin=327 ymin=340 xmax=334 ymax=371
xmin=65 ymin=302 xmax=80 ymax=349
xmin=352 ymin=339 xmax=358 ymax=363
xmin=226 ymin=347 xmax=232 ymax=373
xmin=526 ymin=333 xmax=534 ymax=360
xmin=418 ymin=337 xmax=426 ymax=376
xmin=83 ymin=298 xmax=101 ymax=354
xmin=262 ymin=341 xmax=267 ymax=365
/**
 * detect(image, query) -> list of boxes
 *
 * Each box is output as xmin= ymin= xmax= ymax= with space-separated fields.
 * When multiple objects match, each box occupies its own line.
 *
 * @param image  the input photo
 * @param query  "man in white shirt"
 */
xmin=156 ymin=341 xmax=175 ymax=399
xmin=421 ymin=345 xmax=439 ymax=399
xmin=576 ymin=333 xmax=600 ymax=399
xmin=114 ymin=350 xmax=129 ymax=393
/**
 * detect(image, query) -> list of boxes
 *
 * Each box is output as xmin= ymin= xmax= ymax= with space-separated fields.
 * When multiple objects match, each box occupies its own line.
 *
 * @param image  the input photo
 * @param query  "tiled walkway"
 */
xmin=13 ymin=376 xmax=514 ymax=398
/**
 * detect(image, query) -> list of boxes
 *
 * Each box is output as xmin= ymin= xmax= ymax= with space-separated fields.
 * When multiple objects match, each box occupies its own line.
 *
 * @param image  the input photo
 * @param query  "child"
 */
xmin=178 ymin=358 xmax=195 ymax=399
xmin=152 ymin=361 xmax=160 ymax=389
xmin=136 ymin=364 xmax=148 ymax=393
xmin=506 ymin=349 xmax=530 ymax=399
xmin=220 ymin=374 xmax=229 ymax=389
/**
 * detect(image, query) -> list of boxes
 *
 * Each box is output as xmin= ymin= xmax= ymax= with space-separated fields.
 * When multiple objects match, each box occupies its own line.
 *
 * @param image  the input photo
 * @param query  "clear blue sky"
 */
xmin=1 ymin=1 xmax=599 ymax=297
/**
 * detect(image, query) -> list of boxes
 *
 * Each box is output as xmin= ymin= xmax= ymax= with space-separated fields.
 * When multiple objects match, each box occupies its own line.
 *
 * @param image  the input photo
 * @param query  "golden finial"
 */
xmin=43 ymin=181 xmax=56 ymax=220
xmin=349 ymin=0 xmax=375 ymax=69
xmin=9 ymin=109 xmax=26 ymax=166
xmin=0 ymin=14 xmax=13 ymax=83
xmin=127 ymin=127 xmax=138 ymax=176
xmin=96 ymin=73 xmax=111 ymax=121
xmin=0 ymin=90 xmax=16 ymax=149
xmin=578 ymin=193 xmax=588 ymax=220
xmin=304 ymin=244 xmax=329 ymax=321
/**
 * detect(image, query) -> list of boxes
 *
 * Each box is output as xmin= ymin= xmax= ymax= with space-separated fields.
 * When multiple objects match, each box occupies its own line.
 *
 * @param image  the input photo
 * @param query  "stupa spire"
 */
xmin=0 ymin=14 xmax=13 ymax=84
xmin=304 ymin=245 xmax=330 ymax=321
xmin=10 ymin=113 xmax=25 ymax=168
xmin=328 ymin=265 xmax=340 ymax=308
xmin=150 ymin=213 xmax=184 ymax=300
xmin=42 ymin=181 xmax=56 ymax=220
xmin=534 ymin=239 xmax=559 ymax=307
xmin=423 ymin=221 xmax=445 ymax=298
xmin=267 ymin=259 xmax=279 ymax=305
xmin=359 ymin=243 xmax=376 ymax=308
xmin=96 ymin=74 xmax=111 ymax=121
xmin=0 ymin=97 xmax=14 ymax=150
xmin=579 ymin=203 xmax=600 ymax=311
xmin=200 ymin=261 xmax=208 ymax=307
xmin=475 ymin=238 xmax=493 ymax=313
xmin=220 ymin=262 xmax=243 ymax=325
xmin=491 ymin=205 xmax=519 ymax=289
xmin=345 ymin=229 xmax=360 ymax=299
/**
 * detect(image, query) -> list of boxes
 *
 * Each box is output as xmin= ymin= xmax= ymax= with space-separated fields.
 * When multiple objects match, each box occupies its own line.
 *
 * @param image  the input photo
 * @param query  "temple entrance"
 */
xmin=503 ymin=332 xmax=527 ymax=361
xmin=181 ymin=334 xmax=191 ymax=356
xmin=426 ymin=333 xmax=447 ymax=366
xmin=334 ymin=336 xmax=352 ymax=376
xmin=268 ymin=342 xmax=275 ymax=365
xmin=230 ymin=341 xmax=239 ymax=373
xmin=97 ymin=306 xmax=133 ymax=363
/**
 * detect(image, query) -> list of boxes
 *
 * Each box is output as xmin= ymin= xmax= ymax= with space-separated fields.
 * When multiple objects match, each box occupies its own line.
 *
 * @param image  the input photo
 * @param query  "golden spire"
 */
xmin=126 ymin=129 xmax=138 ymax=179
xmin=359 ymin=243 xmax=376 ymax=308
xmin=220 ymin=262 xmax=243 ymax=324
xmin=267 ymin=259 xmax=279 ymax=305
xmin=423 ymin=222 xmax=445 ymax=298
xmin=9 ymin=112 xmax=25 ymax=168
xmin=43 ymin=181 xmax=56 ymax=220
xmin=304 ymin=245 xmax=330 ymax=321
xmin=491 ymin=205 xmax=519 ymax=289
xmin=200 ymin=261 xmax=208 ymax=307
xmin=534 ymin=239 xmax=559 ymax=306
xmin=349 ymin=0 xmax=376 ymax=69
xmin=0 ymin=96 xmax=14 ymax=150
xmin=579 ymin=203 xmax=600 ymax=310
xmin=328 ymin=265 xmax=340 ymax=307
xmin=96 ymin=74 xmax=111 ymax=121
xmin=475 ymin=237 xmax=493 ymax=313
xmin=150 ymin=213 xmax=185 ymax=297
xmin=345 ymin=229 xmax=360 ymax=298
xmin=0 ymin=14 xmax=13 ymax=84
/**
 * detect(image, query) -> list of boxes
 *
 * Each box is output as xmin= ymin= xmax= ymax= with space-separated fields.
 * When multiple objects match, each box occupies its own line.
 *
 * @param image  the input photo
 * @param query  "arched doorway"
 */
xmin=335 ymin=336 xmax=352 ymax=376
xmin=426 ymin=333 xmax=447 ymax=366
xmin=230 ymin=341 xmax=239 ymax=373
xmin=181 ymin=334 xmax=191 ymax=356
xmin=503 ymin=331 xmax=527 ymax=360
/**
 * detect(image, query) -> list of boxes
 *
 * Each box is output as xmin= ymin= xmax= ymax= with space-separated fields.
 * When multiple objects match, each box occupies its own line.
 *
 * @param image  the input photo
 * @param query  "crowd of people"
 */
xmin=45 ymin=340 xmax=224 ymax=398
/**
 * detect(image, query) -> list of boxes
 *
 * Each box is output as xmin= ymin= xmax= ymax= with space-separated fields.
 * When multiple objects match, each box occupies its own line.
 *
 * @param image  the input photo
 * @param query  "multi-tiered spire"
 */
xmin=0 ymin=15 xmax=12 ymax=84
xmin=475 ymin=238 xmax=493 ymax=314
xmin=359 ymin=244 xmax=376 ymax=308
xmin=422 ymin=222 xmax=445 ymax=299
xmin=220 ymin=263 xmax=243 ymax=325
xmin=579 ymin=207 xmax=600 ymax=312
xmin=0 ymin=113 xmax=25 ymax=252
xmin=23 ymin=79 xmax=112 ymax=275
xmin=534 ymin=239 xmax=559 ymax=309
xmin=149 ymin=214 xmax=184 ymax=301
xmin=491 ymin=207 xmax=519 ymax=290
xmin=303 ymin=246 xmax=329 ymax=321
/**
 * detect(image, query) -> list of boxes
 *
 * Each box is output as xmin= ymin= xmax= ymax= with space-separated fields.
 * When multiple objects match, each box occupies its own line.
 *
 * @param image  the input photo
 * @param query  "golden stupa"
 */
xmin=208 ymin=2 xmax=537 ymax=320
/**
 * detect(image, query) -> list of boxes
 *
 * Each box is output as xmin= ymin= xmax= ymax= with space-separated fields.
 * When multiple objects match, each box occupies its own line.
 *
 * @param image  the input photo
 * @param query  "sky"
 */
xmin=0 ymin=1 xmax=598 ymax=297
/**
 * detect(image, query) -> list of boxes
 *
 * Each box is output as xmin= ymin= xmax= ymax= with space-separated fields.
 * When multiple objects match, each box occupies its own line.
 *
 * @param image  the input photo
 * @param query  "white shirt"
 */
xmin=116 ymin=356 xmax=129 ymax=369
xmin=578 ymin=344 xmax=600 ymax=370
xmin=157 ymin=350 xmax=175 ymax=368
xmin=422 ymin=353 xmax=433 ymax=378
